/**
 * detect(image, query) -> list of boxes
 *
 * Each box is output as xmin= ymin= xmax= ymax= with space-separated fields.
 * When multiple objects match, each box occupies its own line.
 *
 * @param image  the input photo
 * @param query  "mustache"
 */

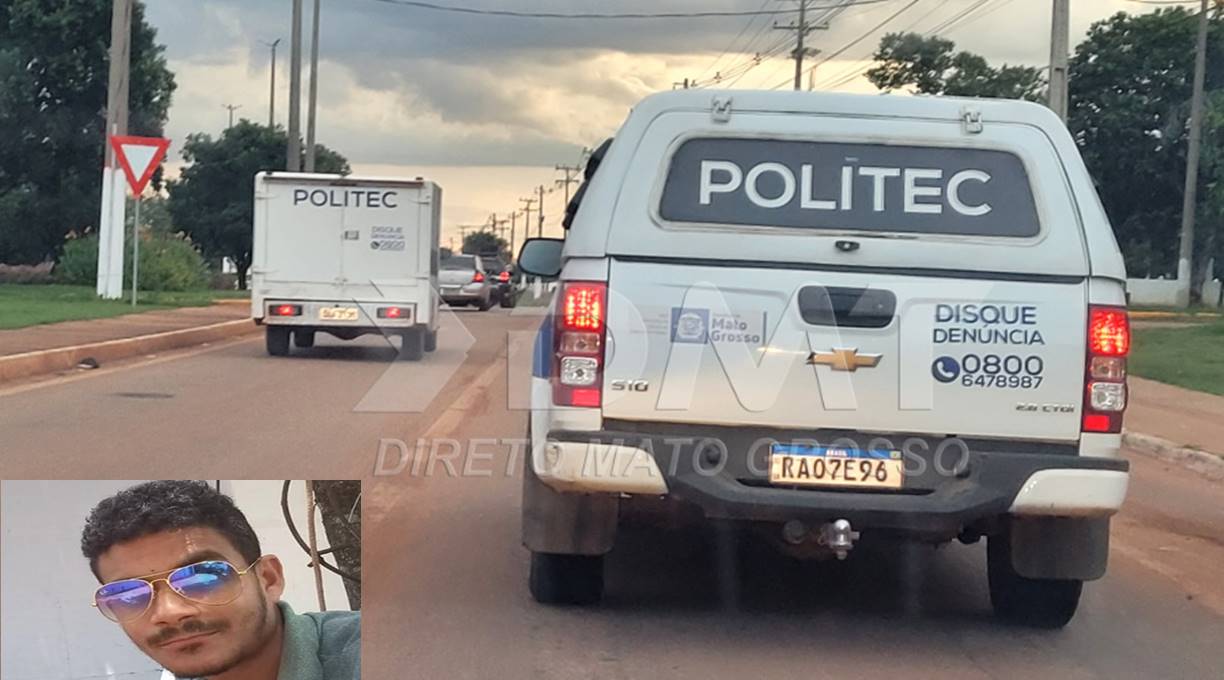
xmin=146 ymin=618 xmax=230 ymax=647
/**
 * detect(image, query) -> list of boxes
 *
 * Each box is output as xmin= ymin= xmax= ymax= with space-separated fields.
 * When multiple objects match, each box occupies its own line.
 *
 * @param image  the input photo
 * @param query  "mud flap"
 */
xmin=1009 ymin=516 xmax=1110 ymax=581
xmin=521 ymin=443 xmax=618 ymax=556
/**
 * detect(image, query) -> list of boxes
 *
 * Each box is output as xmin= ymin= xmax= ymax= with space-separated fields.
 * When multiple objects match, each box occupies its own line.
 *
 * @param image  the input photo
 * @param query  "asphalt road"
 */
xmin=2 ymin=308 xmax=1223 ymax=678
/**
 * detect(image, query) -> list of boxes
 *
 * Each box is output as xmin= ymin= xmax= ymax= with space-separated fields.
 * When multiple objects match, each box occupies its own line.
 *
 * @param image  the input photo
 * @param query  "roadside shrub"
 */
xmin=55 ymin=235 xmax=99 ymax=285
xmin=0 ymin=262 xmax=54 ymax=284
xmin=55 ymin=233 xmax=210 ymax=291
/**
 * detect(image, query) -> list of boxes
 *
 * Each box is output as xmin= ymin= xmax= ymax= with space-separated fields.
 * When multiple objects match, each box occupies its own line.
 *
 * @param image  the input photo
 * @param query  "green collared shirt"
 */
xmin=275 ymin=602 xmax=361 ymax=680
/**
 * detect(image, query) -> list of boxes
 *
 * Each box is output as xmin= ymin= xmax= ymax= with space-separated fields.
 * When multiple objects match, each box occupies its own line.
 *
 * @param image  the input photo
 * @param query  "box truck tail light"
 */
xmin=553 ymin=281 xmax=607 ymax=408
xmin=377 ymin=307 xmax=409 ymax=319
xmin=472 ymin=271 xmax=485 ymax=283
xmin=1082 ymin=305 xmax=1130 ymax=433
xmin=498 ymin=271 xmax=511 ymax=283
xmin=270 ymin=304 xmax=302 ymax=317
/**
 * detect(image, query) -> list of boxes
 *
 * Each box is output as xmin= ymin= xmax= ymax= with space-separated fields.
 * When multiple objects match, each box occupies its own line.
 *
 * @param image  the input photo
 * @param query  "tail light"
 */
xmin=553 ymin=281 xmax=607 ymax=407
xmin=472 ymin=271 xmax=485 ymax=283
xmin=270 ymin=304 xmax=302 ymax=317
xmin=1082 ymin=305 xmax=1129 ymax=433
xmin=498 ymin=271 xmax=511 ymax=283
xmin=377 ymin=306 xmax=409 ymax=320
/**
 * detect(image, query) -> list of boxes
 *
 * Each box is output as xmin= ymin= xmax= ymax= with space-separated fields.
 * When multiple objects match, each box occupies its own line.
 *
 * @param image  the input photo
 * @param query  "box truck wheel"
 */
xmin=293 ymin=330 xmax=315 ymax=349
xmin=988 ymin=529 xmax=1082 ymax=628
xmin=266 ymin=327 xmax=291 ymax=357
xmin=399 ymin=329 xmax=425 ymax=361
xmin=529 ymin=552 xmax=604 ymax=606
xmin=424 ymin=329 xmax=438 ymax=352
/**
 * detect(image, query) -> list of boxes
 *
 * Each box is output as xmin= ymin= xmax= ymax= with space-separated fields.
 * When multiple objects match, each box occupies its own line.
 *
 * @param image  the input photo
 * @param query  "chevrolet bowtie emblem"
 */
xmin=806 ymin=348 xmax=883 ymax=372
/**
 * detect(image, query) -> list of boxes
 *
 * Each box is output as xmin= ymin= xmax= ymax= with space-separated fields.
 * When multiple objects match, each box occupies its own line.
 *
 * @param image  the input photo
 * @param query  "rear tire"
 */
xmin=398 ymin=329 xmax=425 ymax=361
xmin=266 ymin=327 xmax=290 ymax=357
xmin=529 ymin=552 xmax=605 ymax=605
xmin=988 ymin=531 xmax=1082 ymax=628
xmin=477 ymin=296 xmax=493 ymax=312
xmin=293 ymin=330 xmax=315 ymax=349
xmin=424 ymin=329 xmax=438 ymax=352
xmin=500 ymin=293 xmax=516 ymax=309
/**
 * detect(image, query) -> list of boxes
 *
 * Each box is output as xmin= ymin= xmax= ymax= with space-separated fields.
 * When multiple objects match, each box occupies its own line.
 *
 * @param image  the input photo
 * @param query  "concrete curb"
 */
xmin=1124 ymin=431 xmax=1224 ymax=482
xmin=0 ymin=319 xmax=259 ymax=384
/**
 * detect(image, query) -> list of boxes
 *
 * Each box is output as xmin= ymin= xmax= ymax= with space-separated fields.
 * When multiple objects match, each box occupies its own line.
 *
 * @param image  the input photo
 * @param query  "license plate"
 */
xmin=319 ymin=307 xmax=359 ymax=322
xmin=769 ymin=444 xmax=904 ymax=490
xmin=441 ymin=286 xmax=460 ymax=293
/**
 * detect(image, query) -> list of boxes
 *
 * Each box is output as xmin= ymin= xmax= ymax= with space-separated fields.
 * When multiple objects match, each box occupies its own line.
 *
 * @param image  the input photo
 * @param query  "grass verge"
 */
xmin=1131 ymin=320 xmax=1224 ymax=396
xmin=0 ymin=285 xmax=248 ymax=330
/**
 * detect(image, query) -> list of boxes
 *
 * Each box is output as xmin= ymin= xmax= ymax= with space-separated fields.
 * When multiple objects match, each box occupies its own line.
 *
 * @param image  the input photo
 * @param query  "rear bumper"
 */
xmin=257 ymin=299 xmax=422 ymax=328
xmin=542 ymin=426 xmax=1129 ymax=534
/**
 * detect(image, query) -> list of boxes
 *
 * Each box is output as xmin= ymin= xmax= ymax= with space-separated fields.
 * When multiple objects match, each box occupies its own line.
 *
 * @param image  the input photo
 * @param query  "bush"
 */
xmin=56 ymin=235 xmax=99 ymax=285
xmin=0 ymin=262 xmax=54 ymax=284
xmin=55 ymin=232 xmax=210 ymax=291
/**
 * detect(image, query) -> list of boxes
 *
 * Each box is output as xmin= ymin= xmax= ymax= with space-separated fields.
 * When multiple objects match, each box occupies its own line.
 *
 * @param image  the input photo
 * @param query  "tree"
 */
xmin=168 ymin=121 xmax=349 ymax=289
xmin=1069 ymin=7 xmax=1224 ymax=296
xmin=0 ymin=0 xmax=175 ymax=264
xmin=866 ymin=32 xmax=1044 ymax=101
xmin=462 ymin=231 xmax=509 ymax=261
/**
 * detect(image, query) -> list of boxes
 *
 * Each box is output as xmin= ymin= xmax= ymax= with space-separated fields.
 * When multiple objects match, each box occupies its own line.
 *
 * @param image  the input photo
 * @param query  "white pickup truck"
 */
xmin=516 ymin=91 xmax=1131 ymax=628
xmin=251 ymin=172 xmax=442 ymax=360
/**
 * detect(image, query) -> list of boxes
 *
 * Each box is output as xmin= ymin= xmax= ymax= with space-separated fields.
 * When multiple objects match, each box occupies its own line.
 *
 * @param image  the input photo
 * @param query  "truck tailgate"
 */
xmin=602 ymin=259 xmax=1087 ymax=442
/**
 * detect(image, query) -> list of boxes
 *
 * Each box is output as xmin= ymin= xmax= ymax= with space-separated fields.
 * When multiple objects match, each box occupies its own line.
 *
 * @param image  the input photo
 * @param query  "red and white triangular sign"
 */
xmin=109 ymin=135 xmax=171 ymax=195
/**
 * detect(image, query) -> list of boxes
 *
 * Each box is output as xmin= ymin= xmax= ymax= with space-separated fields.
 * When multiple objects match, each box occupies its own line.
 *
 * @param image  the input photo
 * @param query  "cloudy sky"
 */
xmin=143 ymin=0 xmax=1166 ymax=249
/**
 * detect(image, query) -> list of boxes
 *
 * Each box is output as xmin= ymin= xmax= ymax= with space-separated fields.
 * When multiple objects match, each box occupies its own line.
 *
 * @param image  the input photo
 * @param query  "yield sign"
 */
xmin=109 ymin=135 xmax=171 ymax=195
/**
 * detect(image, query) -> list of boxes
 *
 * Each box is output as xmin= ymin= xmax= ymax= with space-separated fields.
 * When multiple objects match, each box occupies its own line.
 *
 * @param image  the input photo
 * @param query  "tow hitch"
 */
xmin=820 ymin=519 xmax=860 ymax=560
xmin=779 ymin=518 xmax=861 ymax=560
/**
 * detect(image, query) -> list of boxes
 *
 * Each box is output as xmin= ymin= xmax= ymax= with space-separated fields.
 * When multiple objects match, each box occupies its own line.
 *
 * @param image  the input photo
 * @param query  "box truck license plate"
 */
xmin=319 ymin=307 xmax=359 ymax=322
xmin=769 ymin=444 xmax=904 ymax=490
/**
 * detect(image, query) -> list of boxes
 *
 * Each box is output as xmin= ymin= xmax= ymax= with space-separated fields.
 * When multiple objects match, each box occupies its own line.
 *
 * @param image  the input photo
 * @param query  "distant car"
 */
xmin=439 ymin=255 xmax=493 ymax=310
xmin=481 ymin=257 xmax=520 ymax=309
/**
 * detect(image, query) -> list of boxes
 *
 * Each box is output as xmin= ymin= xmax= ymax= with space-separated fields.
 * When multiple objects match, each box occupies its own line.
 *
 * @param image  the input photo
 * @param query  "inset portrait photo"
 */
xmin=1 ymin=480 xmax=361 ymax=680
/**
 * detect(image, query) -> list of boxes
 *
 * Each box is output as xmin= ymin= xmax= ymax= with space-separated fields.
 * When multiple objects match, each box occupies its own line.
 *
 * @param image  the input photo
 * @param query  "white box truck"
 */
xmin=251 ymin=172 xmax=441 ymax=360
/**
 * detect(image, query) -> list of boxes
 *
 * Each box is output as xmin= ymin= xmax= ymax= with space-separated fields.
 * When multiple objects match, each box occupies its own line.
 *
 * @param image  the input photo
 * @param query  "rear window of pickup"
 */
xmin=658 ymin=137 xmax=1041 ymax=238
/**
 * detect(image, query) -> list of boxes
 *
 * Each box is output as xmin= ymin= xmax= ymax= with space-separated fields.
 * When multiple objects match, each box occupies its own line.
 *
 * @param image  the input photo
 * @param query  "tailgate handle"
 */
xmin=797 ymin=286 xmax=896 ymax=329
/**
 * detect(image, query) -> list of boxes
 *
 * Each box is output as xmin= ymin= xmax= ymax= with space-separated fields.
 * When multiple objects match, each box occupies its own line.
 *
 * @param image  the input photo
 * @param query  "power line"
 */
xmin=693 ymin=0 xmax=773 ymax=82
xmin=364 ymin=0 xmax=899 ymax=19
xmin=925 ymin=0 xmax=992 ymax=35
xmin=816 ymin=0 xmax=1003 ymax=91
xmin=771 ymin=0 xmax=920 ymax=90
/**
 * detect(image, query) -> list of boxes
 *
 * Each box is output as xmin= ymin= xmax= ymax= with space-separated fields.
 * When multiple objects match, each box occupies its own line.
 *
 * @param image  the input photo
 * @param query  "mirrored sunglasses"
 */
xmin=92 ymin=557 xmax=265 ymax=623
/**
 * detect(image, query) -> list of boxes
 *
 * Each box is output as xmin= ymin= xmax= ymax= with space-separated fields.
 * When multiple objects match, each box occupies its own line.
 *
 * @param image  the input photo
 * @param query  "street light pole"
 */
xmin=263 ymin=39 xmax=281 ymax=128
xmin=305 ymin=0 xmax=321 ymax=172
xmin=287 ymin=0 xmax=304 ymax=171
xmin=97 ymin=0 xmax=131 ymax=300
xmin=1048 ymin=0 xmax=1070 ymax=120
xmin=1178 ymin=0 xmax=1211 ymax=306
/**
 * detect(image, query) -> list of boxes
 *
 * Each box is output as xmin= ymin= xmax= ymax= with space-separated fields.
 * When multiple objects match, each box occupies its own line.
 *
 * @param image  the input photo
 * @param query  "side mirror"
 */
xmin=516 ymin=238 xmax=564 ymax=279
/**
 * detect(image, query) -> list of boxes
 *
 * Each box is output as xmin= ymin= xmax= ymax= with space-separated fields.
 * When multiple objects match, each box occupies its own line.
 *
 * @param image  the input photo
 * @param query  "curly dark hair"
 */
xmin=81 ymin=481 xmax=261 ymax=580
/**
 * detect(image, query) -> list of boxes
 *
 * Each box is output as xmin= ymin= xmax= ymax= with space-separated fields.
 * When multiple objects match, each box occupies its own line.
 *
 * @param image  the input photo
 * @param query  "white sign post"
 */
xmin=108 ymin=136 xmax=170 ymax=306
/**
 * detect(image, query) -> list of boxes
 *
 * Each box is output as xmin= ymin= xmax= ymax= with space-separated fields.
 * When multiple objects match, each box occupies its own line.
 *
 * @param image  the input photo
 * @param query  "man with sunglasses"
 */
xmin=82 ymin=481 xmax=360 ymax=680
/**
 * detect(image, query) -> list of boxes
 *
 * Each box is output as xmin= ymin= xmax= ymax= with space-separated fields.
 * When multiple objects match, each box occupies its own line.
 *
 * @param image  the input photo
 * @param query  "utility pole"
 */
xmin=537 ymin=185 xmax=546 ymax=238
xmin=224 ymin=104 xmax=242 ymax=129
xmin=1178 ymin=0 xmax=1211 ymax=306
xmin=520 ymin=197 xmax=537 ymax=240
xmin=1048 ymin=0 xmax=1070 ymax=120
xmin=775 ymin=0 xmax=824 ymax=91
xmin=262 ymin=39 xmax=281 ymax=127
xmin=305 ymin=0 xmax=321 ymax=172
xmin=509 ymin=210 xmax=518 ymax=259
xmin=287 ymin=0 xmax=304 ymax=171
xmin=97 ymin=0 xmax=131 ymax=300
xmin=555 ymin=164 xmax=581 ymax=209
